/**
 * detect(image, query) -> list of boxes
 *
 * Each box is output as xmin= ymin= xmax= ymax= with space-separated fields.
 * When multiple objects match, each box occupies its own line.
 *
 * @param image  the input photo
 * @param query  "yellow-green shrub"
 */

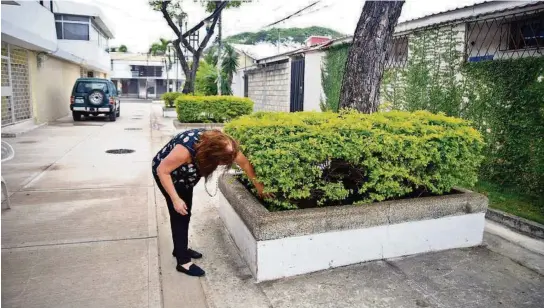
xmin=161 ymin=92 xmax=182 ymax=108
xmin=176 ymin=95 xmax=254 ymax=123
xmin=225 ymin=110 xmax=485 ymax=211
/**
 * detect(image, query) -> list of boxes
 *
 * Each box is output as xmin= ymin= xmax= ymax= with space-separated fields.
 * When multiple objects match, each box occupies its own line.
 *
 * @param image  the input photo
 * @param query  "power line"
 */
xmin=263 ymin=0 xmax=321 ymax=28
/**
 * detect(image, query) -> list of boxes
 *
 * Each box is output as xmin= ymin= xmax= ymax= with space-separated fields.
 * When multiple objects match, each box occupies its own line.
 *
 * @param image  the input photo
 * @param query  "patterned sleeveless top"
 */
xmin=152 ymin=128 xmax=206 ymax=189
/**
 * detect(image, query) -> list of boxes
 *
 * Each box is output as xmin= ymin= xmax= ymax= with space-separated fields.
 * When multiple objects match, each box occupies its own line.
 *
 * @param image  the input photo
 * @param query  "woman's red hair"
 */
xmin=194 ymin=130 xmax=239 ymax=178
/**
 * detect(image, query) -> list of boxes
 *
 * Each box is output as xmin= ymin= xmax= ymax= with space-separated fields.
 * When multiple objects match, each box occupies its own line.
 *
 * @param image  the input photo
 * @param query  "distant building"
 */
xmin=1 ymin=0 xmax=114 ymax=126
xmin=110 ymin=52 xmax=184 ymax=99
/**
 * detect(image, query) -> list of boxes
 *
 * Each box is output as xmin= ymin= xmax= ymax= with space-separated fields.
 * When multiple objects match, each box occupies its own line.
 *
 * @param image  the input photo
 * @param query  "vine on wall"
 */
xmin=321 ymin=27 xmax=544 ymax=198
xmin=320 ymin=43 xmax=349 ymax=112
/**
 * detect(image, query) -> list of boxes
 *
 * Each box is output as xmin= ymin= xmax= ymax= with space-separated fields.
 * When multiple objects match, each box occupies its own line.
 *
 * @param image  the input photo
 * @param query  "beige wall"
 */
xmin=28 ymin=52 xmax=81 ymax=124
xmin=236 ymin=51 xmax=255 ymax=70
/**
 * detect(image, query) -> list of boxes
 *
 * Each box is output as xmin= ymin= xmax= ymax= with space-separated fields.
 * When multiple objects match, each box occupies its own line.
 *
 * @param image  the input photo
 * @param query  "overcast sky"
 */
xmin=70 ymin=0 xmax=488 ymax=52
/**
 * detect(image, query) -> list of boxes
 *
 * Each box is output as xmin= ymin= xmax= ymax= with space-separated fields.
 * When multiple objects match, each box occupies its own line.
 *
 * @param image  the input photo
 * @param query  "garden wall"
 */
xmin=246 ymin=60 xmax=290 ymax=112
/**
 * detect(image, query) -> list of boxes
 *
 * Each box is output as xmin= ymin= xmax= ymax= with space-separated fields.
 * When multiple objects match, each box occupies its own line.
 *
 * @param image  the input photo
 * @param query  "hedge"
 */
xmin=176 ymin=95 xmax=254 ymax=123
xmin=225 ymin=110 xmax=484 ymax=211
xmin=161 ymin=92 xmax=182 ymax=108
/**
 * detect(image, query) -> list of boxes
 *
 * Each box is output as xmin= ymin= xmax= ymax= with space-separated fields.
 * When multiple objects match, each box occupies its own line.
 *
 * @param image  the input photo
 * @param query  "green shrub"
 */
xmin=161 ymin=92 xmax=182 ymax=108
xmin=176 ymin=95 xmax=254 ymax=123
xmin=225 ymin=110 xmax=485 ymax=211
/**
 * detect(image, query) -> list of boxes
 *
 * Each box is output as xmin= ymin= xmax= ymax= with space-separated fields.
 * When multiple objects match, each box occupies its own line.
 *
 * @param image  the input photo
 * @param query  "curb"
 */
xmin=485 ymin=208 xmax=544 ymax=239
xmin=1 ymin=122 xmax=46 ymax=138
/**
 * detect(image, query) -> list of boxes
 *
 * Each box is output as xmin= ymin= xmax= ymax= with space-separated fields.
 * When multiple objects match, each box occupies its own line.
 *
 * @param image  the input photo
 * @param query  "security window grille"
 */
xmin=507 ymin=15 xmax=544 ymax=50
xmin=130 ymin=66 xmax=163 ymax=77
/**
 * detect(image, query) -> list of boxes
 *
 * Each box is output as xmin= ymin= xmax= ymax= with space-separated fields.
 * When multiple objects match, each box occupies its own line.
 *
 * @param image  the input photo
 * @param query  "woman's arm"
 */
xmin=157 ymin=145 xmax=192 ymax=214
xmin=234 ymin=151 xmax=274 ymax=199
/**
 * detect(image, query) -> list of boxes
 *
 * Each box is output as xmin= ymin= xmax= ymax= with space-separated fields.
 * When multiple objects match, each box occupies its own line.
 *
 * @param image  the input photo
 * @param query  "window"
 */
xmin=507 ymin=15 xmax=544 ymax=50
xmin=76 ymin=82 xmax=107 ymax=93
xmin=55 ymin=14 xmax=90 ymax=40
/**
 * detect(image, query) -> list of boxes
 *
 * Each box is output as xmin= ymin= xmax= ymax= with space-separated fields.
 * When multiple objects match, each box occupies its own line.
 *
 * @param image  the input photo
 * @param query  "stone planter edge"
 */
xmin=218 ymin=174 xmax=489 ymax=241
xmin=173 ymin=120 xmax=225 ymax=130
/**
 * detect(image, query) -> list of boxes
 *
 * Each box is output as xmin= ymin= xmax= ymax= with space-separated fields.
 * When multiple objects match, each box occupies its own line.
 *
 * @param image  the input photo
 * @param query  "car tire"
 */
xmin=109 ymin=111 xmax=117 ymax=122
xmin=116 ymin=104 xmax=120 ymax=117
xmin=73 ymin=111 xmax=83 ymax=121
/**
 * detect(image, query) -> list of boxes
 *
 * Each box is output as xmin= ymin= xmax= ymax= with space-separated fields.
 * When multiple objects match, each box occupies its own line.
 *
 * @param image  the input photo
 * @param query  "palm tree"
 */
xmin=148 ymin=38 xmax=170 ymax=55
xmin=221 ymin=44 xmax=239 ymax=91
xmin=202 ymin=43 xmax=239 ymax=94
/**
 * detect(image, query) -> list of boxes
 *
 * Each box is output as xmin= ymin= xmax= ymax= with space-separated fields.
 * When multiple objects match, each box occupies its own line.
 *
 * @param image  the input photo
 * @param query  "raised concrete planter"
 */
xmin=218 ymin=174 xmax=488 ymax=281
xmin=162 ymin=107 xmax=177 ymax=118
xmin=173 ymin=120 xmax=225 ymax=130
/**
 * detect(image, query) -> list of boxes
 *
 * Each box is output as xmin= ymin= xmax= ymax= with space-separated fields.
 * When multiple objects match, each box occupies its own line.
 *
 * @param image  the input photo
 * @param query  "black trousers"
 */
xmin=153 ymin=173 xmax=194 ymax=265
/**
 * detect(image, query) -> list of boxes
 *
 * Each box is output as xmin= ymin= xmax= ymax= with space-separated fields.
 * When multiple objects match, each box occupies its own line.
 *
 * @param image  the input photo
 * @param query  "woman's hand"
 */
xmin=173 ymin=197 xmax=188 ymax=215
xmin=255 ymin=182 xmax=274 ymax=200
xmin=234 ymin=151 xmax=274 ymax=200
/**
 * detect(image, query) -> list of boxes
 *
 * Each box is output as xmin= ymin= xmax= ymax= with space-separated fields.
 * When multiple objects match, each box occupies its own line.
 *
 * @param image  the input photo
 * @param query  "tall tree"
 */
xmin=339 ymin=1 xmax=404 ymax=113
xmin=150 ymin=0 xmax=242 ymax=94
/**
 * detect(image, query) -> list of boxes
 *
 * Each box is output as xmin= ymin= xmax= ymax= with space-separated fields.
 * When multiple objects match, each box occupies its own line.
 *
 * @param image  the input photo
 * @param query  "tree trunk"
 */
xmin=338 ymin=1 xmax=404 ymax=113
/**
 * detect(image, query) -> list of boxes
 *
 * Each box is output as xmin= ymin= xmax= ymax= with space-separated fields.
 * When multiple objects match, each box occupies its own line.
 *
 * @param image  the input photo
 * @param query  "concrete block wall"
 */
xmin=247 ymin=61 xmax=290 ymax=112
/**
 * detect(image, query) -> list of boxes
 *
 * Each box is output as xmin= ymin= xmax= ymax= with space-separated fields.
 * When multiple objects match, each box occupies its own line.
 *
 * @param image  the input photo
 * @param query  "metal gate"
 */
xmin=1 ymin=42 xmax=32 ymax=126
xmin=289 ymin=57 xmax=305 ymax=112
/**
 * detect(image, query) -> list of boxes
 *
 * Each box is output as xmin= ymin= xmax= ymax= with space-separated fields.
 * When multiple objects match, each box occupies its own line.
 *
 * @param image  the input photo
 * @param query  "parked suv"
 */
xmin=70 ymin=78 xmax=120 ymax=121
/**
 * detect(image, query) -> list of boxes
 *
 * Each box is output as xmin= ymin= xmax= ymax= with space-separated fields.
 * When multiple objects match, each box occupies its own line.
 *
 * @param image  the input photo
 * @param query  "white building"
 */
xmin=1 ymin=0 xmax=114 ymax=127
xmin=110 ymin=52 xmax=184 ymax=99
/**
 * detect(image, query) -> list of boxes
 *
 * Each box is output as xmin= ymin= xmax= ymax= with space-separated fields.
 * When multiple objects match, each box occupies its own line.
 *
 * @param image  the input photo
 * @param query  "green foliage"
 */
xmin=226 ymin=26 xmax=344 ymax=45
xmin=463 ymin=57 xmax=544 ymax=197
xmin=149 ymin=38 xmax=170 ymax=55
xmin=320 ymin=43 xmax=349 ymax=112
xmin=473 ymin=181 xmax=544 ymax=225
xmin=176 ymin=95 xmax=253 ymax=123
xmin=203 ymin=43 xmax=239 ymax=90
xmin=195 ymin=61 xmax=231 ymax=95
xmin=225 ymin=110 xmax=484 ymax=211
xmin=161 ymin=92 xmax=182 ymax=108
xmin=118 ymin=45 xmax=128 ymax=52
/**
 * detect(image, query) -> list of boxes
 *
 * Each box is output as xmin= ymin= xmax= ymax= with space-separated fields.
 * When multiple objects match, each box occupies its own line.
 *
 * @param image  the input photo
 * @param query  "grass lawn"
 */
xmin=471 ymin=181 xmax=544 ymax=225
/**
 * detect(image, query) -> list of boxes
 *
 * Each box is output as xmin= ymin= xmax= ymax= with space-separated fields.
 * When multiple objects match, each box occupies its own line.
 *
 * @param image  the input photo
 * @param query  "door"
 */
xmin=243 ymin=74 xmax=248 ymax=97
xmin=1 ymin=42 xmax=32 ymax=126
xmin=289 ymin=57 xmax=305 ymax=112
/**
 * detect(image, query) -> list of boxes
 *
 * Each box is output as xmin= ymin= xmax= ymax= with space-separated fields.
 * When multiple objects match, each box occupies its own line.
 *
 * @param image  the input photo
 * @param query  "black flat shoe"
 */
xmin=172 ymin=248 xmax=203 ymax=259
xmin=176 ymin=263 xmax=205 ymax=277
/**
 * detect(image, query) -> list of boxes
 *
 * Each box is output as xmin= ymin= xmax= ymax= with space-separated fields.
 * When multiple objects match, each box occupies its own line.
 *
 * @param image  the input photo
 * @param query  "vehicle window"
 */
xmin=76 ymin=82 xmax=107 ymax=93
xmin=109 ymin=83 xmax=117 ymax=96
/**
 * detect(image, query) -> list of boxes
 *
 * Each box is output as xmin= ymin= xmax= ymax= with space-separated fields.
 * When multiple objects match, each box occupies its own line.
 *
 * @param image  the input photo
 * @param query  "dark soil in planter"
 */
xmin=237 ymin=176 xmax=462 ymax=211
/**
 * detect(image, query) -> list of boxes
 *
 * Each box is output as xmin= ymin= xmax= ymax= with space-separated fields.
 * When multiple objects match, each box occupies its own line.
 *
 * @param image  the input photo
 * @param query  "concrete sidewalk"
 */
xmin=2 ymin=101 xmax=160 ymax=308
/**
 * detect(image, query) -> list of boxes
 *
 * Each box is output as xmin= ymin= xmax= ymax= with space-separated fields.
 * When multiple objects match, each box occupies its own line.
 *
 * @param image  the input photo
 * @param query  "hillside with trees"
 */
xmin=225 ymin=26 xmax=344 ymax=45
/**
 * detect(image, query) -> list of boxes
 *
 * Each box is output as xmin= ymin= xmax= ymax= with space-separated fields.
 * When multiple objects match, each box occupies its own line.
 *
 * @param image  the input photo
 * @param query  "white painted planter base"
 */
xmin=217 ymin=193 xmax=486 ymax=282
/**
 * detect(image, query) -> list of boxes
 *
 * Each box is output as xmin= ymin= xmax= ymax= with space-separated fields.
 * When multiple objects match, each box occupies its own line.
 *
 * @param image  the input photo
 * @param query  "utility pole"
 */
xmin=145 ymin=53 xmax=149 ymax=99
xmin=217 ymin=9 xmax=222 ymax=96
xmin=277 ymin=28 xmax=280 ymax=53
xmin=165 ymin=57 xmax=169 ymax=93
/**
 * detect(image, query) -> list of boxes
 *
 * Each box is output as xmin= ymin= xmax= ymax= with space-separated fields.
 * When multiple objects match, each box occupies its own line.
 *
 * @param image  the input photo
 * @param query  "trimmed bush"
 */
xmin=225 ymin=110 xmax=485 ymax=211
xmin=176 ymin=95 xmax=254 ymax=123
xmin=161 ymin=92 xmax=182 ymax=108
